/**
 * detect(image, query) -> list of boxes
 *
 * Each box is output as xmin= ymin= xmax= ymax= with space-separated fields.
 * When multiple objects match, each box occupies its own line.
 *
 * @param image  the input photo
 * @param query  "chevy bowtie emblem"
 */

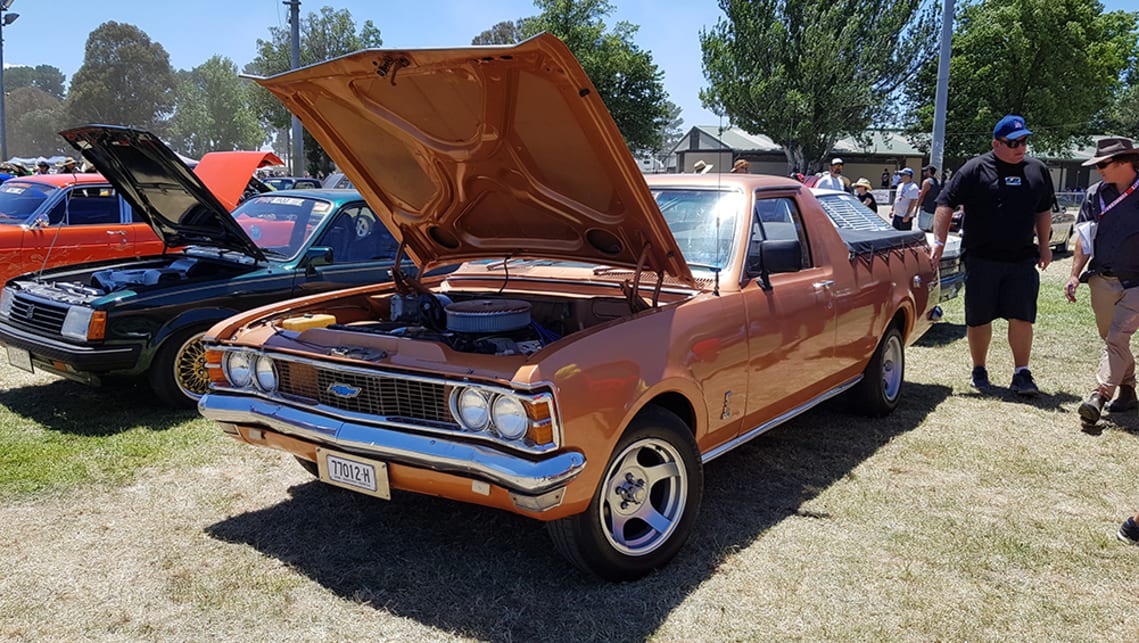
xmin=327 ymin=382 xmax=361 ymax=398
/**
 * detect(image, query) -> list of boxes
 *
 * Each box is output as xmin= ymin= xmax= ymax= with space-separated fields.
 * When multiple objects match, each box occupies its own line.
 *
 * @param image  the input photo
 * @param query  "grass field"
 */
xmin=1 ymin=254 xmax=1136 ymax=642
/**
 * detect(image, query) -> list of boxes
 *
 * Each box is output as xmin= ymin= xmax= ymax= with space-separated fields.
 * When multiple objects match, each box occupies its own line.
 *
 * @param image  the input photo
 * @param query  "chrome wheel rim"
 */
xmin=598 ymin=436 xmax=688 ymax=557
xmin=881 ymin=334 xmax=903 ymax=402
xmin=173 ymin=332 xmax=209 ymax=400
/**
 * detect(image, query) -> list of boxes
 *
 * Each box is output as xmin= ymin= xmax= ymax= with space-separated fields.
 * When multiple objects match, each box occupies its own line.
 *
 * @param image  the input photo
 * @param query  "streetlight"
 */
xmin=0 ymin=0 xmax=18 ymax=162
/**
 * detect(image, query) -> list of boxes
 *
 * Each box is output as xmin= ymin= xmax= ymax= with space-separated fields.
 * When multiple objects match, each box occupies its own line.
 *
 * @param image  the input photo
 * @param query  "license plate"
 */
xmin=6 ymin=346 xmax=32 ymax=373
xmin=316 ymin=447 xmax=390 ymax=499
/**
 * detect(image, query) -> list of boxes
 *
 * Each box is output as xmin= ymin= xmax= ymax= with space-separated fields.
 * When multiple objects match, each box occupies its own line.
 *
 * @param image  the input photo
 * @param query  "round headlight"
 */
xmin=224 ymin=351 xmax=253 ymax=388
xmin=491 ymin=395 xmax=528 ymax=440
xmin=454 ymin=388 xmax=490 ymax=430
xmin=254 ymin=355 xmax=277 ymax=392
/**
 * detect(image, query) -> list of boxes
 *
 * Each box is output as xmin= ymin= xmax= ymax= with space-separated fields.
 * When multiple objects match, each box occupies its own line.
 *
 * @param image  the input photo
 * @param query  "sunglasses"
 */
xmin=1095 ymin=159 xmax=1118 ymax=170
xmin=999 ymin=138 xmax=1028 ymax=149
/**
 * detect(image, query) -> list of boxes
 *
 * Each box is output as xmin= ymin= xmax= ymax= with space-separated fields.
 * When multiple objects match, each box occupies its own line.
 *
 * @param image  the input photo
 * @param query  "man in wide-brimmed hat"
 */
xmin=853 ymin=177 xmax=877 ymax=211
xmin=58 ymin=157 xmax=78 ymax=173
xmin=730 ymin=158 xmax=750 ymax=174
xmin=930 ymin=114 xmax=1056 ymax=397
xmin=1064 ymin=136 xmax=1139 ymax=429
xmin=692 ymin=160 xmax=713 ymax=174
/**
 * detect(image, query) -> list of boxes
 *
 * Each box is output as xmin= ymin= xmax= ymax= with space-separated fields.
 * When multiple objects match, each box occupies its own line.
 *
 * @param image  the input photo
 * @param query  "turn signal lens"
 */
xmin=86 ymin=311 xmax=106 ymax=341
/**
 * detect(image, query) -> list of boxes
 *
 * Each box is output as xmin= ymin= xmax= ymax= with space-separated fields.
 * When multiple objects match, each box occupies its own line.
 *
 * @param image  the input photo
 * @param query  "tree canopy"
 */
xmin=6 ymin=87 xmax=65 ymax=157
xmin=700 ymin=0 xmax=938 ymax=172
xmin=908 ymin=0 xmax=1138 ymax=159
xmin=168 ymin=56 xmax=265 ymax=157
xmin=245 ymin=6 xmax=382 ymax=175
xmin=517 ymin=0 xmax=669 ymax=155
xmin=64 ymin=22 xmax=176 ymax=132
xmin=4 ymin=65 xmax=66 ymax=101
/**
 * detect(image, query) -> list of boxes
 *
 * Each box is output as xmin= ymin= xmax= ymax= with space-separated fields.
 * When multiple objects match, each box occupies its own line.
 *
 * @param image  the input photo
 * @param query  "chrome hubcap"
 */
xmin=881 ymin=334 xmax=903 ymax=401
xmin=599 ymin=437 xmax=687 ymax=557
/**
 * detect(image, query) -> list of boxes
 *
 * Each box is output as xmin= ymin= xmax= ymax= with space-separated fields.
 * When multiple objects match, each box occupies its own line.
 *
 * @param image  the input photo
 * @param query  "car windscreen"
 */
xmin=653 ymin=188 xmax=742 ymax=270
xmin=263 ymin=178 xmax=291 ymax=190
xmin=0 ymin=181 xmax=57 ymax=224
xmin=231 ymin=195 xmax=334 ymax=259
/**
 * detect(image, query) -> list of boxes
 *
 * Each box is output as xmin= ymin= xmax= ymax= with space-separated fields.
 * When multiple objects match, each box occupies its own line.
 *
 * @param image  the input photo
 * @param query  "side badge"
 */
xmin=721 ymin=391 xmax=733 ymax=420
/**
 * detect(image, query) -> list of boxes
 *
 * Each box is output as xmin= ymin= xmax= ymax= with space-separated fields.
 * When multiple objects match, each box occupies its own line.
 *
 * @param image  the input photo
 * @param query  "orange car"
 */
xmin=198 ymin=35 xmax=937 ymax=580
xmin=0 ymin=150 xmax=281 ymax=283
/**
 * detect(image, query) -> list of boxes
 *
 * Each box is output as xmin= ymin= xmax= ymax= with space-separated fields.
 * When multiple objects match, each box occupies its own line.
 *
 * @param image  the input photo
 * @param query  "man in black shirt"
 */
xmin=1065 ymin=136 xmax=1139 ymax=427
xmin=929 ymin=114 xmax=1055 ymax=396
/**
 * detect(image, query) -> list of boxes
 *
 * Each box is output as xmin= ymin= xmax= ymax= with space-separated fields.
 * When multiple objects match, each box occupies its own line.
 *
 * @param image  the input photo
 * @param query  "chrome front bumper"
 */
xmin=198 ymin=392 xmax=587 ymax=497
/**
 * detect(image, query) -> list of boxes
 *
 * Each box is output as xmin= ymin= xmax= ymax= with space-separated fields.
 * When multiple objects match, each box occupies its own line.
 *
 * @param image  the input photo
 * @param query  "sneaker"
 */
xmin=1118 ymin=517 xmax=1139 ymax=545
xmin=1108 ymin=385 xmax=1139 ymax=413
xmin=1079 ymin=390 xmax=1107 ymax=425
xmin=970 ymin=366 xmax=991 ymax=390
xmin=1009 ymin=369 xmax=1039 ymax=396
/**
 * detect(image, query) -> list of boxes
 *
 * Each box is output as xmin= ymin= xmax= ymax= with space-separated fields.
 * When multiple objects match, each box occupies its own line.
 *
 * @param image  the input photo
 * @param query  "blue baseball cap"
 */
xmin=993 ymin=114 xmax=1032 ymax=140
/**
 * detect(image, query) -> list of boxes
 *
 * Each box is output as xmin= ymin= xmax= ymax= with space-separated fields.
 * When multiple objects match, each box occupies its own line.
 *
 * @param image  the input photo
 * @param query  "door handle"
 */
xmin=812 ymin=280 xmax=835 ymax=290
xmin=106 ymin=230 xmax=127 ymax=245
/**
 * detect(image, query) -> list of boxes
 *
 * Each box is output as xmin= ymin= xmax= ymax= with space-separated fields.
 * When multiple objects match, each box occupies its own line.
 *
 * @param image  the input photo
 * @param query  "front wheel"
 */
xmin=547 ymin=407 xmax=702 ymax=581
xmin=851 ymin=326 xmax=904 ymax=416
xmin=149 ymin=328 xmax=210 ymax=409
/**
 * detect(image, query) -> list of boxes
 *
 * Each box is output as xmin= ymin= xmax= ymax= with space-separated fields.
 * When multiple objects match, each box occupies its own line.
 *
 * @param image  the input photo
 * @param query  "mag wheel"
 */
xmin=150 ymin=328 xmax=209 ymax=409
xmin=547 ymin=407 xmax=702 ymax=581
xmin=852 ymin=326 xmax=904 ymax=416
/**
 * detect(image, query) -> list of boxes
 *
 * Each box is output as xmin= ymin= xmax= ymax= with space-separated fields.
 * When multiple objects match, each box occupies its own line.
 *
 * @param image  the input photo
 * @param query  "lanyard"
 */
xmin=1097 ymin=175 xmax=1139 ymax=220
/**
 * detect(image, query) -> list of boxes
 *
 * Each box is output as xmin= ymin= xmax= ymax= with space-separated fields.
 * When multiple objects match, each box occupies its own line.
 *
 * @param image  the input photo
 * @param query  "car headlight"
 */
xmin=224 ymin=351 xmax=254 ymax=388
xmin=491 ymin=394 xmax=528 ymax=440
xmin=0 ymin=288 xmax=12 ymax=317
xmin=453 ymin=388 xmax=491 ymax=431
xmin=61 ymin=307 xmax=95 ymax=341
xmin=254 ymin=355 xmax=277 ymax=392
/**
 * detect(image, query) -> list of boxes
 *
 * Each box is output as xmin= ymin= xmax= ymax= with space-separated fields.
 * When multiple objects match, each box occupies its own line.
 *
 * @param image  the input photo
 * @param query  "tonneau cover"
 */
xmin=835 ymin=228 xmax=928 ymax=257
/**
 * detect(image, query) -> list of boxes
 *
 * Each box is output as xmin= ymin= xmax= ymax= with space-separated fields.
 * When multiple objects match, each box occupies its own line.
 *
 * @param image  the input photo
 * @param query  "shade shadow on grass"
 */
xmin=914 ymin=321 xmax=966 ymax=347
xmin=206 ymin=382 xmax=951 ymax=643
xmin=0 ymin=378 xmax=192 ymax=435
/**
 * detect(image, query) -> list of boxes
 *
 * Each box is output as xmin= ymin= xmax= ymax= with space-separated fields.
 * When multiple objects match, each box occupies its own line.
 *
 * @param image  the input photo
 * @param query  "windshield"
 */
xmin=0 ymin=181 xmax=57 ymax=224
xmin=231 ymin=194 xmax=334 ymax=258
xmin=653 ymin=188 xmax=743 ymax=270
xmin=263 ymin=178 xmax=292 ymax=190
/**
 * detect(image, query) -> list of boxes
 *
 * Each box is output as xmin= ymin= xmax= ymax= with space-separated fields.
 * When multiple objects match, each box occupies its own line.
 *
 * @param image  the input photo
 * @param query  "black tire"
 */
xmin=851 ymin=326 xmax=904 ymax=417
xmin=547 ymin=406 xmax=702 ymax=581
xmin=149 ymin=328 xmax=210 ymax=409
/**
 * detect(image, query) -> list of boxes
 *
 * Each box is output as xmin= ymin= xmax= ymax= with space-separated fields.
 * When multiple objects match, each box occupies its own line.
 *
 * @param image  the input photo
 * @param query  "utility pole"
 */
xmin=286 ymin=0 xmax=303 ymax=177
xmin=930 ymin=0 xmax=954 ymax=175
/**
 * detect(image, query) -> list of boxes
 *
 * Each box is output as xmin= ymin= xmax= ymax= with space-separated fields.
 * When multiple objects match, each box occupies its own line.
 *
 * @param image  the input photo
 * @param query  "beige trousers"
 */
xmin=1089 ymin=274 xmax=1139 ymax=391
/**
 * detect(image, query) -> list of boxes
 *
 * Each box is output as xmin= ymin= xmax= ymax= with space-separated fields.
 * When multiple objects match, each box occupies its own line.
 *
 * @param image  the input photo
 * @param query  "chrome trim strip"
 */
xmin=198 ymin=392 xmax=585 ymax=496
xmin=701 ymin=376 xmax=862 ymax=463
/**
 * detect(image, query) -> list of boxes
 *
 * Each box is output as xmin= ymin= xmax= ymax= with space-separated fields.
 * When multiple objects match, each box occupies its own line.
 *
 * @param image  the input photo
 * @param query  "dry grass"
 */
xmin=1 ymin=254 xmax=1137 ymax=642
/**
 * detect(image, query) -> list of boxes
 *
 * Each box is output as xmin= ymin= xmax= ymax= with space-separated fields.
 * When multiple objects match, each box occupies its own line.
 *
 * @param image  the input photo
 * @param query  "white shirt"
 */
xmin=816 ymin=173 xmax=845 ymax=191
xmin=893 ymin=180 xmax=921 ymax=216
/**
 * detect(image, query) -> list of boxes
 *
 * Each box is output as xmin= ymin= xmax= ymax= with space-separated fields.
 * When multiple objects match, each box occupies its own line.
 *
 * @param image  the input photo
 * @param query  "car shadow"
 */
xmin=0 ymin=378 xmax=193 ymax=435
xmin=205 ymin=382 xmax=952 ymax=642
xmin=914 ymin=321 xmax=966 ymax=347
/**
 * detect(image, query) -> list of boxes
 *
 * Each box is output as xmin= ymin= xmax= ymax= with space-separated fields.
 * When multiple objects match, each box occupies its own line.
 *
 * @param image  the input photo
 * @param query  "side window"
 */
xmin=46 ymin=187 xmax=121 ymax=225
xmin=749 ymin=196 xmax=812 ymax=270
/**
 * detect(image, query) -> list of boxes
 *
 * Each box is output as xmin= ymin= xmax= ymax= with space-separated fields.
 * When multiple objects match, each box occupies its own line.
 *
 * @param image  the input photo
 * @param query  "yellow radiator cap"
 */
xmin=280 ymin=313 xmax=336 ymax=331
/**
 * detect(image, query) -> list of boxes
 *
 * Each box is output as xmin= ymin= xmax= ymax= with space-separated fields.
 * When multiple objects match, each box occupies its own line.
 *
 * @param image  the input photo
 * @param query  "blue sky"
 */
xmin=4 ymin=0 xmax=1139 ymax=131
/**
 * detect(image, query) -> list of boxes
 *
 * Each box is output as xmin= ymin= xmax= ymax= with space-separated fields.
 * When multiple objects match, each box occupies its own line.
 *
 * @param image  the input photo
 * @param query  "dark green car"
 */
xmin=0 ymin=125 xmax=402 ymax=407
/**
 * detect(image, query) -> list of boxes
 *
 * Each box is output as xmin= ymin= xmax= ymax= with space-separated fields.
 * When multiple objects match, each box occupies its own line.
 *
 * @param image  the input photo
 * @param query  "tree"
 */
xmin=908 ymin=0 xmax=1138 ymax=159
xmin=517 ymin=0 xmax=669 ymax=155
xmin=700 ymin=0 xmax=938 ymax=173
xmin=4 ymin=65 xmax=66 ymax=101
xmin=650 ymin=100 xmax=685 ymax=171
xmin=168 ymin=56 xmax=265 ymax=157
xmin=245 ymin=6 xmax=382 ymax=176
xmin=5 ymin=87 xmax=66 ymax=157
xmin=472 ymin=19 xmax=530 ymax=45
xmin=63 ymin=22 xmax=176 ymax=132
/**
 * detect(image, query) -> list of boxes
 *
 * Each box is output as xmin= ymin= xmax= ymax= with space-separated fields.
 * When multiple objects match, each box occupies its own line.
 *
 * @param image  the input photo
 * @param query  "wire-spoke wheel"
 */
xmin=150 ymin=328 xmax=209 ymax=409
xmin=548 ymin=406 xmax=702 ymax=581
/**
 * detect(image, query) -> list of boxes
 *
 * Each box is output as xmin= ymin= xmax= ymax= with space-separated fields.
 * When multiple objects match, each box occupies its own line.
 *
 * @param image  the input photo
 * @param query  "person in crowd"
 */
xmin=816 ymin=157 xmax=847 ymax=191
xmin=1064 ymin=137 xmax=1139 ymax=425
xmin=916 ymin=165 xmax=942 ymax=232
xmin=890 ymin=168 xmax=920 ymax=230
xmin=854 ymin=177 xmax=878 ymax=211
xmin=881 ymin=168 xmax=891 ymax=189
xmin=730 ymin=159 xmax=751 ymax=174
xmin=34 ymin=161 xmax=50 ymax=175
xmin=693 ymin=160 xmax=713 ymax=174
xmin=58 ymin=157 xmax=78 ymax=173
xmin=930 ymin=114 xmax=1054 ymax=396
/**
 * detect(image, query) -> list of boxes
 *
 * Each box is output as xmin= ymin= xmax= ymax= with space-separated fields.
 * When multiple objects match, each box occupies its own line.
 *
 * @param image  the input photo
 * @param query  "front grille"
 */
xmin=277 ymin=360 xmax=453 ymax=424
xmin=8 ymin=295 xmax=69 ymax=334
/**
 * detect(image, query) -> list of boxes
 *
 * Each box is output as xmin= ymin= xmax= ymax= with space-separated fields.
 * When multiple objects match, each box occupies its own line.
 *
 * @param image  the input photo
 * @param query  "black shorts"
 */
xmin=892 ymin=215 xmax=912 ymax=230
xmin=963 ymin=255 xmax=1039 ymax=326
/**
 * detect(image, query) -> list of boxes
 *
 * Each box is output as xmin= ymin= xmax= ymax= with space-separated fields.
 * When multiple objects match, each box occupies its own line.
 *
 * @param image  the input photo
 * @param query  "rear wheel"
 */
xmin=851 ymin=326 xmax=904 ymax=416
xmin=149 ymin=328 xmax=210 ymax=409
xmin=547 ymin=407 xmax=702 ymax=581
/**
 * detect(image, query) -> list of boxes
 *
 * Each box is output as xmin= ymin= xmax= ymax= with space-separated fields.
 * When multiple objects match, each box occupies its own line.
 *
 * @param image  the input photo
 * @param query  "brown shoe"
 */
xmin=1079 ymin=390 xmax=1107 ymax=425
xmin=1108 ymin=385 xmax=1138 ymax=413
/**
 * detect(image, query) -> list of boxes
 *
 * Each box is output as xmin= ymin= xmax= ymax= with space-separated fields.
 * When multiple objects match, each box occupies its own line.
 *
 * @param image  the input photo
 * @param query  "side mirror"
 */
xmin=302 ymin=246 xmax=333 ymax=273
xmin=747 ymin=239 xmax=802 ymax=288
xmin=29 ymin=213 xmax=49 ymax=229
